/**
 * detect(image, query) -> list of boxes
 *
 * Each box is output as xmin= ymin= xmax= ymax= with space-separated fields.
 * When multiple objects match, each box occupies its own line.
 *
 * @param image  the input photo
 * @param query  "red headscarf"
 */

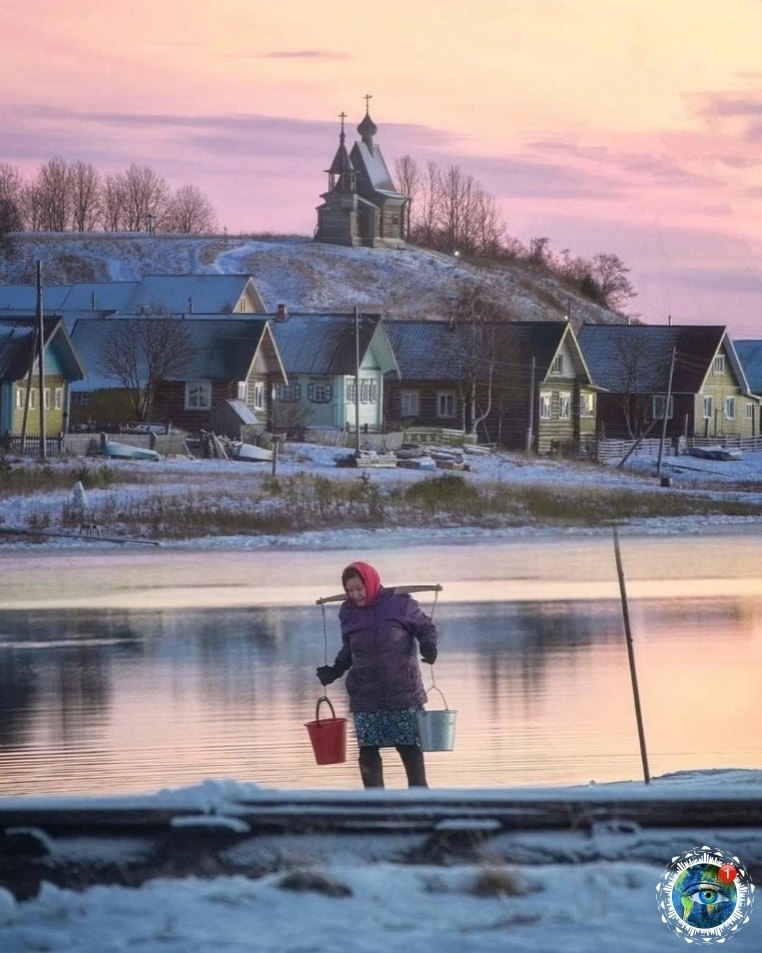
xmin=342 ymin=561 xmax=382 ymax=605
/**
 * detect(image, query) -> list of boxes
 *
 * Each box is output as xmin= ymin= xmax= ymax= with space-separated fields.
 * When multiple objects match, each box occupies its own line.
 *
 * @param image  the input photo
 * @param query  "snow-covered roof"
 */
xmin=0 ymin=284 xmax=70 ymax=312
xmin=352 ymin=141 xmax=405 ymax=201
xmin=127 ymin=275 xmax=264 ymax=315
xmin=0 ymin=316 xmax=84 ymax=380
xmin=578 ymin=324 xmax=746 ymax=394
xmin=271 ymin=313 xmax=396 ymax=376
xmin=70 ymin=316 xmax=279 ymax=391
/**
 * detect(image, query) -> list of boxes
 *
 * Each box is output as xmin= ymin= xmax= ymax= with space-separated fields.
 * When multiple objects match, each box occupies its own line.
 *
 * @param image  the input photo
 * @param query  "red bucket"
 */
xmin=305 ymin=696 xmax=347 ymax=765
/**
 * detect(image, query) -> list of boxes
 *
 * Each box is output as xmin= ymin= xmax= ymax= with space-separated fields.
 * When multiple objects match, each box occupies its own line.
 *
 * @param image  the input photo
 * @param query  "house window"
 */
xmin=308 ymin=382 xmax=332 ymax=403
xmin=703 ymin=395 xmax=713 ymax=419
xmin=185 ymin=381 xmax=212 ymax=410
xmin=15 ymin=388 xmax=24 ymax=409
xmin=28 ymin=388 xmax=36 ymax=410
xmin=580 ymin=392 xmax=595 ymax=417
xmin=558 ymin=392 xmax=571 ymax=420
xmin=652 ymin=395 xmax=673 ymax=420
xmin=275 ymin=383 xmax=301 ymax=401
xmin=252 ymin=382 xmax=265 ymax=411
xmin=713 ymin=354 xmax=725 ymax=374
xmin=54 ymin=387 xmax=63 ymax=410
xmin=539 ymin=391 xmax=551 ymax=420
xmin=400 ymin=390 xmax=420 ymax=417
xmin=358 ymin=378 xmax=378 ymax=403
xmin=72 ymin=392 xmax=90 ymax=407
xmin=724 ymin=396 xmax=735 ymax=420
xmin=436 ymin=391 xmax=456 ymax=419
xmin=44 ymin=388 xmax=50 ymax=409
xmin=237 ymin=381 xmax=248 ymax=401
xmin=550 ymin=354 xmax=564 ymax=376
xmin=746 ymin=402 xmax=755 ymax=420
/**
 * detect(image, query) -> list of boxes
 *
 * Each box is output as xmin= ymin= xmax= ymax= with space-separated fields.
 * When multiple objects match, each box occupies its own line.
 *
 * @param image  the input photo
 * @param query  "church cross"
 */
xmin=364 ymin=93 xmax=372 ymax=113
xmin=339 ymin=110 xmax=347 ymax=134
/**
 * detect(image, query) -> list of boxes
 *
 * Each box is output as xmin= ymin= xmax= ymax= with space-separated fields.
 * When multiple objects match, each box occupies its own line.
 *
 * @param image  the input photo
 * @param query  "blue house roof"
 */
xmin=735 ymin=340 xmax=762 ymax=396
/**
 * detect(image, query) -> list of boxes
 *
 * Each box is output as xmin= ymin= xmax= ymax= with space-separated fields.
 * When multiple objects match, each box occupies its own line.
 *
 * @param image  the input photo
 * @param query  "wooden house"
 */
xmin=384 ymin=319 xmax=598 ymax=453
xmin=578 ymin=324 xmax=757 ymax=439
xmin=270 ymin=312 xmax=398 ymax=433
xmin=0 ymin=316 xmax=85 ymax=437
xmin=70 ymin=316 xmax=286 ymax=434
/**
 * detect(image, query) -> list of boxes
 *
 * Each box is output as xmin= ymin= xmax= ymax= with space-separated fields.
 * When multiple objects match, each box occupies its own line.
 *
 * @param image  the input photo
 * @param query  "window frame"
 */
xmin=713 ymin=354 xmax=725 ymax=375
xmin=436 ymin=390 xmax=456 ymax=419
xmin=652 ymin=394 xmax=674 ymax=420
xmin=400 ymin=390 xmax=420 ymax=418
xmin=185 ymin=380 xmax=212 ymax=411
xmin=550 ymin=354 xmax=564 ymax=376
xmin=703 ymin=395 xmax=713 ymax=420
xmin=539 ymin=391 xmax=551 ymax=421
xmin=724 ymin=395 xmax=735 ymax=420
xmin=558 ymin=391 xmax=571 ymax=420
xmin=308 ymin=382 xmax=332 ymax=403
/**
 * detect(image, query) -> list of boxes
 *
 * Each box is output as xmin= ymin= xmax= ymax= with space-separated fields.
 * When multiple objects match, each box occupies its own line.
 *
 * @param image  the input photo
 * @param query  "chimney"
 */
xmin=275 ymin=303 xmax=288 ymax=321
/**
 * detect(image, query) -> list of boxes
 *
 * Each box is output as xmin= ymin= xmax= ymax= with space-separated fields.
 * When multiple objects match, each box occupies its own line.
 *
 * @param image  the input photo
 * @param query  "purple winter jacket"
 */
xmin=333 ymin=587 xmax=439 ymax=713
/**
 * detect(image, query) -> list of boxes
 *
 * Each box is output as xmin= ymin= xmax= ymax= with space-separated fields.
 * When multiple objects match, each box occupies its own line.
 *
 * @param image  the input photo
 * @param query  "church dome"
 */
xmin=357 ymin=112 xmax=378 ymax=141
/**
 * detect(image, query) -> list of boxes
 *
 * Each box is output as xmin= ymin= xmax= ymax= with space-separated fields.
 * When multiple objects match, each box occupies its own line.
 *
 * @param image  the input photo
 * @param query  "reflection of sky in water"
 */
xmin=0 ymin=580 xmax=760 ymax=795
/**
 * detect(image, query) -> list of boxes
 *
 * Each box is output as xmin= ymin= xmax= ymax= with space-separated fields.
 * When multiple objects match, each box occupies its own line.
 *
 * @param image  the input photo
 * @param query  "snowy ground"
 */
xmin=0 ymin=771 xmax=760 ymax=952
xmin=2 ymin=441 xmax=762 ymax=551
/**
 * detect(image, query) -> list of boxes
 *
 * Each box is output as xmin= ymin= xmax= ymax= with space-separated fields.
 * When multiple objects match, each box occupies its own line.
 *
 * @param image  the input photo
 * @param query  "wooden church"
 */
xmin=315 ymin=99 xmax=408 ymax=248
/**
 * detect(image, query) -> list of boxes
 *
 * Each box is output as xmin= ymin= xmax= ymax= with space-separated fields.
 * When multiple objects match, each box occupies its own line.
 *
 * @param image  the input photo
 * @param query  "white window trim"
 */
xmin=185 ymin=380 xmax=212 ymax=410
xmin=724 ymin=396 xmax=735 ymax=420
xmin=703 ymin=395 xmax=713 ymax=419
xmin=713 ymin=354 xmax=725 ymax=374
xmin=746 ymin=402 xmax=755 ymax=420
xmin=54 ymin=387 xmax=63 ymax=410
xmin=558 ymin=391 xmax=571 ymax=420
xmin=550 ymin=354 xmax=564 ymax=376
xmin=436 ymin=390 xmax=456 ymax=419
xmin=539 ymin=391 xmax=551 ymax=421
xmin=252 ymin=381 xmax=265 ymax=411
xmin=580 ymin=392 xmax=595 ymax=418
xmin=652 ymin=394 xmax=674 ymax=420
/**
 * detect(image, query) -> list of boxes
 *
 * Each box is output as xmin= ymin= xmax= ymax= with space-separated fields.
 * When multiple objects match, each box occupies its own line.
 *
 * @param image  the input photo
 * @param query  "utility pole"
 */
xmin=656 ymin=346 xmax=676 ymax=479
xmin=36 ymin=261 xmax=47 ymax=461
xmin=354 ymin=306 xmax=361 ymax=456
xmin=525 ymin=356 xmax=536 ymax=453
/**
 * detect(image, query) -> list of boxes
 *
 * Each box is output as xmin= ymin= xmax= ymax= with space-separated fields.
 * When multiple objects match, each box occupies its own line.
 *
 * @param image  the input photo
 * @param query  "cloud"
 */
xmin=255 ymin=50 xmax=352 ymax=60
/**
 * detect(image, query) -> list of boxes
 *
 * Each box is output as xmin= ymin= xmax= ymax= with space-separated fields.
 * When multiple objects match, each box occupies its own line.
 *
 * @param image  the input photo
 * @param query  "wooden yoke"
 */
xmin=315 ymin=584 xmax=443 ymax=606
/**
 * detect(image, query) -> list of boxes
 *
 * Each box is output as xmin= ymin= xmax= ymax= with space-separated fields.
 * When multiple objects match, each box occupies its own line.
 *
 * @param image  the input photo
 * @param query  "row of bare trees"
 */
xmin=0 ymin=158 xmax=218 ymax=236
xmin=394 ymin=155 xmax=636 ymax=314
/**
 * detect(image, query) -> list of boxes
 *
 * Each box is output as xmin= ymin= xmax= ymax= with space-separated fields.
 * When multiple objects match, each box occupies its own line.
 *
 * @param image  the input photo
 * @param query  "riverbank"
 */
xmin=1 ymin=443 xmax=761 ymax=548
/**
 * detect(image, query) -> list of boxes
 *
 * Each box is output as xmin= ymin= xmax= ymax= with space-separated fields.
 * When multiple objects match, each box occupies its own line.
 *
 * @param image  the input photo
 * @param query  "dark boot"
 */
xmin=396 ymin=744 xmax=428 ymax=788
xmin=359 ymin=746 xmax=384 ymax=788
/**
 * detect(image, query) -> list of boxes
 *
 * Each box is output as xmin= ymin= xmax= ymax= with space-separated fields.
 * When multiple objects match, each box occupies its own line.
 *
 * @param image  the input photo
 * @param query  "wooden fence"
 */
xmin=595 ymin=434 xmax=762 ymax=464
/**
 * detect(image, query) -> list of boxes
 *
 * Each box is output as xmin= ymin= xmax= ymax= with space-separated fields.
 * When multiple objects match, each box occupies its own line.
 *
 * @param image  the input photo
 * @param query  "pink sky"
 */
xmin=1 ymin=0 xmax=761 ymax=336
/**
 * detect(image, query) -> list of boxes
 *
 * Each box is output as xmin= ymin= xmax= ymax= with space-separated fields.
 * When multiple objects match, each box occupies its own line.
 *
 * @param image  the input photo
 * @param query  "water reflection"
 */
xmin=0 ymin=591 xmax=760 ymax=795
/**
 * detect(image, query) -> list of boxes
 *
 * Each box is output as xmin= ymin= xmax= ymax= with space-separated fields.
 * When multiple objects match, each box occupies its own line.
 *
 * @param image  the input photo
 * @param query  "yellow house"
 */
xmin=0 ymin=317 xmax=85 ymax=437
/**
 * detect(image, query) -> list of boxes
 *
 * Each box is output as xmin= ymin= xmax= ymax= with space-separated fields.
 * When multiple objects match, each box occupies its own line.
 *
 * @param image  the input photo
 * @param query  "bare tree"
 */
xmin=102 ymin=171 xmax=128 ymax=231
xmin=450 ymin=282 xmax=504 ymax=440
xmin=98 ymin=306 xmax=196 ymax=420
xmin=0 ymin=163 xmax=24 ymax=234
xmin=34 ymin=156 xmax=72 ymax=231
xmin=122 ymin=164 xmax=171 ymax=232
xmin=394 ymin=154 xmax=420 ymax=240
xmin=164 ymin=184 xmax=218 ymax=234
xmin=588 ymin=253 xmax=637 ymax=313
xmin=69 ymin=161 xmax=102 ymax=232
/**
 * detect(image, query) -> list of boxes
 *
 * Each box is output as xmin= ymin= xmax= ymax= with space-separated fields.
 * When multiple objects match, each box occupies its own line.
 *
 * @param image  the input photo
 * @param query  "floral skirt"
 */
xmin=353 ymin=706 xmax=423 ymax=749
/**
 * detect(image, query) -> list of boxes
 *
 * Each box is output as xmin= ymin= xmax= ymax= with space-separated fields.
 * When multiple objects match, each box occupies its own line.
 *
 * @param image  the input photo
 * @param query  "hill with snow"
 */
xmin=0 ymin=233 xmax=624 ymax=324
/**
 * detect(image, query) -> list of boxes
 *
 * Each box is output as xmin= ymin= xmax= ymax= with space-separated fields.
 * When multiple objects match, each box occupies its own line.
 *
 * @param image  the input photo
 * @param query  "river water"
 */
xmin=1 ymin=531 xmax=760 ymax=794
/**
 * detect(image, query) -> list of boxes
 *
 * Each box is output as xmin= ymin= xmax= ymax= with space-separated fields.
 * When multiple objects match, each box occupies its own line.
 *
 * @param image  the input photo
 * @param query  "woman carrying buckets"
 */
xmin=316 ymin=561 xmax=439 ymax=789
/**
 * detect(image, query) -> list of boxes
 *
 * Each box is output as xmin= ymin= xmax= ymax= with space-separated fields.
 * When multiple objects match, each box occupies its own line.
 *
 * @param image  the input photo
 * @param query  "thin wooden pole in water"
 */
xmin=612 ymin=525 xmax=651 ymax=784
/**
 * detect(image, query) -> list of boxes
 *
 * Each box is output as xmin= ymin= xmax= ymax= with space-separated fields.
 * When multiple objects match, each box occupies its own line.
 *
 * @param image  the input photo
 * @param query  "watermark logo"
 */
xmin=656 ymin=846 xmax=754 ymax=943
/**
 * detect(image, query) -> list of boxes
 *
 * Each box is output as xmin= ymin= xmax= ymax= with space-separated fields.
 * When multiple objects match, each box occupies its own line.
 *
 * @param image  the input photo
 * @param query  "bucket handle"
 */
xmin=423 ymin=684 xmax=449 ymax=712
xmin=315 ymin=695 xmax=338 ymax=723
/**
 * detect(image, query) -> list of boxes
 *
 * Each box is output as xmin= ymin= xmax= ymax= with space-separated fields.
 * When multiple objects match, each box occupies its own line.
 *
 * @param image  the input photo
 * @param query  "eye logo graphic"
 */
xmin=656 ymin=847 xmax=754 ymax=943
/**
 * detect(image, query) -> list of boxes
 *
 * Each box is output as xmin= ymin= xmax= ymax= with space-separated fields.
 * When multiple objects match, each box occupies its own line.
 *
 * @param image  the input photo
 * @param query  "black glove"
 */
xmin=317 ymin=665 xmax=340 ymax=686
xmin=420 ymin=643 xmax=438 ymax=664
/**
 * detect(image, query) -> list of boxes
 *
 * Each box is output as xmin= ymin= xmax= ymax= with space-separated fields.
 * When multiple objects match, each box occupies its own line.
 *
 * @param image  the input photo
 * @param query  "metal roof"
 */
xmin=271 ymin=313 xmax=396 ymax=375
xmin=384 ymin=319 xmax=578 ymax=382
xmin=735 ymin=339 xmax=762 ymax=396
xmin=0 ymin=316 xmax=85 ymax=381
xmin=70 ymin=316 xmax=278 ymax=390
xmin=577 ymin=324 xmax=743 ymax=393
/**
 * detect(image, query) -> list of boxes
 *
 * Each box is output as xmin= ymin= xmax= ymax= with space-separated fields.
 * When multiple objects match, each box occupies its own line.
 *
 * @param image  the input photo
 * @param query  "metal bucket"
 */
xmin=416 ymin=686 xmax=456 ymax=752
